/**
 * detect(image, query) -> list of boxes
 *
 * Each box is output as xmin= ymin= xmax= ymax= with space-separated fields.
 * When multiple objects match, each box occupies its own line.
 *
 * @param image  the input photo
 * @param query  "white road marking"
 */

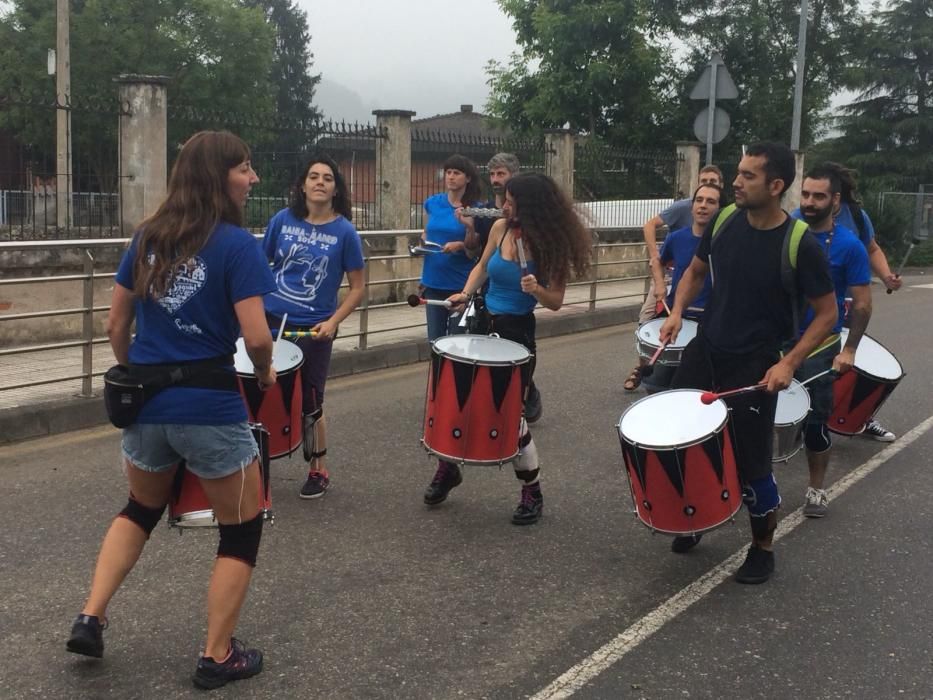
xmin=910 ymin=283 xmax=933 ymax=289
xmin=530 ymin=414 xmax=933 ymax=700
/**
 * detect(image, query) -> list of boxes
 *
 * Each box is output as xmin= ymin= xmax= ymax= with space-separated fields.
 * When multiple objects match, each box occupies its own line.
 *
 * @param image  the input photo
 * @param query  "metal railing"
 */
xmin=0 ymin=230 xmax=652 ymax=400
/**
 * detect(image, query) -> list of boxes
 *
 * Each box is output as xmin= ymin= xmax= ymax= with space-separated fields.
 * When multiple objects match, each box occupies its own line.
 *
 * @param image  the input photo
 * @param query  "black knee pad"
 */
xmin=118 ymin=497 xmax=166 ymax=538
xmin=515 ymin=467 xmax=540 ymax=483
xmin=518 ymin=431 xmax=532 ymax=449
xmin=217 ymin=512 xmax=264 ymax=567
xmin=804 ymin=422 xmax=832 ymax=453
xmin=749 ymin=513 xmax=776 ymax=541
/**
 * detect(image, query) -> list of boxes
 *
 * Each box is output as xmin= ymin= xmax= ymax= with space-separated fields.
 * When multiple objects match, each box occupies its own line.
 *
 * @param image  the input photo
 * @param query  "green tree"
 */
xmin=485 ymin=0 xmax=683 ymax=148
xmin=0 ymin=0 xmax=275 ymax=187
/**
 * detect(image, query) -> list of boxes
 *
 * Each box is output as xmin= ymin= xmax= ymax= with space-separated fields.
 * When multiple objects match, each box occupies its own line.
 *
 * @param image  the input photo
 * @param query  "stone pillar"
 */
xmin=373 ymin=110 xmax=415 ymax=230
xmin=785 ymin=150 xmax=806 ymax=212
xmin=116 ymin=75 xmax=169 ymax=234
xmin=544 ymin=129 xmax=575 ymax=198
xmin=675 ymin=142 xmax=703 ymax=199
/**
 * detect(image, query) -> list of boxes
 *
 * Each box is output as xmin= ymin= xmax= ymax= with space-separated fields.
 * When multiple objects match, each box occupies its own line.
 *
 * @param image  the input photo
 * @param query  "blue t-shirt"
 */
xmin=658 ymin=226 xmax=710 ymax=317
xmin=421 ymin=193 xmax=476 ymax=290
xmin=485 ymin=247 xmax=538 ymax=315
xmin=799 ymin=223 xmax=871 ymax=335
xmin=659 ymin=198 xmax=694 ymax=231
xmin=791 ymin=205 xmax=874 ymax=248
xmin=262 ymin=209 xmax=365 ymax=326
xmin=115 ymin=223 xmax=276 ymax=425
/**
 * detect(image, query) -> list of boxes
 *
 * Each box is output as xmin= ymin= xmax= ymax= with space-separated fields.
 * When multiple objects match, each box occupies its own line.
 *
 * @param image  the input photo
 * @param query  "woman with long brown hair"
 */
xmin=425 ymin=172 xmax=592 ymax=524
xmin=67 ymin=131 xmax=276 ymax=690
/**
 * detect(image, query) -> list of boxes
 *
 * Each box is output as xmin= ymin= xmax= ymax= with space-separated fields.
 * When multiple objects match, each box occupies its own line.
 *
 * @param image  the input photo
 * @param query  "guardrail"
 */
xmin=0 ymin=229 xmax=652 ymax=400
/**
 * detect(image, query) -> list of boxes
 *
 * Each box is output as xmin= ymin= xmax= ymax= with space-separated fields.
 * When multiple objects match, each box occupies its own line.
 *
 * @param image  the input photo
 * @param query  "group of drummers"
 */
xmin=63 ymin=132 xmax=905 ymax=690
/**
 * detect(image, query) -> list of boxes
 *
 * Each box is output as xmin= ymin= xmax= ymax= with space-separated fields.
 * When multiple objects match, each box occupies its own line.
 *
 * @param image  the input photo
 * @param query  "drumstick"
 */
xmin=886 ymin=240 xmax=918 ymax=294
xmin=273 ymin=313 xmax=287 ymax=352
xmin=407 ymin=294 xmax=452 ymax=308
xmin=638 ymin=340 xmax=669 ymax=378
xmin=662 ymin=299 xmax=672 ymax=315
xmin=798 ymin=368 xmax=839 ymax=387
xmin=513 ymin=229 xmax=528 ymax=274
xmin=281 ymin=330 xmax=318 ymax=338
xmin=700 ymin=383 xmax=768 ymax=405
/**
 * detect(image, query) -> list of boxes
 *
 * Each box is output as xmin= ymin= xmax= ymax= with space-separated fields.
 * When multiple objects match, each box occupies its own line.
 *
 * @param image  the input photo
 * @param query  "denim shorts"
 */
xmin=122 ymin=423 xmax=259 ymax=479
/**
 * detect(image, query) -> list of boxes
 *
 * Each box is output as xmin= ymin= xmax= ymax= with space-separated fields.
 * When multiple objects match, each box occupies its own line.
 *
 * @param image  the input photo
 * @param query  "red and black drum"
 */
xmin=234 ymin=338 xmax=304 ymax=459
xmin=422 ymin=335 xmax=530 ymax=465
xmin=168 ymin=425 xmax=273 ymax=528
xmin=617 ymin=390 xmax=741 ymax=535
xmin=829 ymin=329 xmax=904 ymax=435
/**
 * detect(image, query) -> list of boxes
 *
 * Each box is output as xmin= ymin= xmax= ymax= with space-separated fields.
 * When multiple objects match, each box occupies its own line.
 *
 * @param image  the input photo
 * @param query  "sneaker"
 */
xmin=299 ymin=470 xmax=329 ymax=499
xmin=192 ymin=638 xmax=263 ymax=690
xmin=862 ymin=419 xmax=896 ymax=442
xmin=734 ymin=545 xmax=775 ymax=584
xmin=66 ymin=614 xmax=106 ymax=658
xmin=524 ymin=387 xmax=543 ymax=424
xmin=671 ymin=533 xmax=703 ymax=553
xmin=423 ymin=461 xmax=463 ymax=505
xmin=511 ymin=484 xmax=543 ymax=525
xmin=803 ymin=486 xmax=828 ymax=518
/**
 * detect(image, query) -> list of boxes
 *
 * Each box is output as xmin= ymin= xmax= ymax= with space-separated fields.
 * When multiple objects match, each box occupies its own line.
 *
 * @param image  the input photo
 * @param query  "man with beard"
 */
xmin=794 ymin=165 xmax=872 ymax=517
xmin=660 ymin=143 xmax=836 ymax=584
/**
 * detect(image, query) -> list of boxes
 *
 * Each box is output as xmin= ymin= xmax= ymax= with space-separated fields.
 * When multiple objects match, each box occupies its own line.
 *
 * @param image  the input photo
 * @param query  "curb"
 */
xmin=0 ymin=303 xmax=639 ymax=445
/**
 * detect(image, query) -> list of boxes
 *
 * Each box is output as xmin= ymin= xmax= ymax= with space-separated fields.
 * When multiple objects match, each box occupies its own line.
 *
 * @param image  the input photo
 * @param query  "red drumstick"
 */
xmin=407 ymin=294 xmax=452 ymax=308
xmin=638 ymin=340 xmax=669 ymax=378
xmin=700 ymin=383 xmax=768 ymax=405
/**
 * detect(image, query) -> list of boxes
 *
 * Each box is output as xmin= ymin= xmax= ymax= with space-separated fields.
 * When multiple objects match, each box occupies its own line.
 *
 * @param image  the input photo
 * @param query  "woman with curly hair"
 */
xmin=422 ymin=173 xmax=592 ymax=525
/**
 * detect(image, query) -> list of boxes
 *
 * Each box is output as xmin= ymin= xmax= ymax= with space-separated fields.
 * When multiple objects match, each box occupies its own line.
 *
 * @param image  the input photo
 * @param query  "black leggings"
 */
xmin=488 ymin=312 xmax=537 ymax=394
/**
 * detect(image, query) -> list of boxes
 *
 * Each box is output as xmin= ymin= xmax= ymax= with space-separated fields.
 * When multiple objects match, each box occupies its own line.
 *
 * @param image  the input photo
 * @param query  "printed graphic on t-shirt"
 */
xmin=272 ymin=242 xmax=330 ymax=306
xmin=156 ymin=256 xmax=207 ymax=315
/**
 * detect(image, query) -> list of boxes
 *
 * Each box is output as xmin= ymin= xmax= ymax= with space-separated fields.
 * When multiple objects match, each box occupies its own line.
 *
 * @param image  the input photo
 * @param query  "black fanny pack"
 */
xmin=103 ymin=355 xmax=237 ymax=429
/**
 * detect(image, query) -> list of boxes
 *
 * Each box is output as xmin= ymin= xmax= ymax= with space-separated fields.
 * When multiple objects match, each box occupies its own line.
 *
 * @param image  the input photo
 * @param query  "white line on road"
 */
xmin=530 ymin=413 xmax=933 ymax=700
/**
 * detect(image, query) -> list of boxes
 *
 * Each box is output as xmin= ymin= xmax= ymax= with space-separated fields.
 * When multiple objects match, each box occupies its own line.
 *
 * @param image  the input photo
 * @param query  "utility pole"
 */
xmin=56 ymin=0 xmax=72 ymax=230
xmin=790 ymin=0 xmax=809 ymax=151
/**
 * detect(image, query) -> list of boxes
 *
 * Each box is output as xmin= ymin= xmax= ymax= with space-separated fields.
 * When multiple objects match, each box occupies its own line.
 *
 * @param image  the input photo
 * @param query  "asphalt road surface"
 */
xmin=2 ymin=275 xmax=931 ymax=699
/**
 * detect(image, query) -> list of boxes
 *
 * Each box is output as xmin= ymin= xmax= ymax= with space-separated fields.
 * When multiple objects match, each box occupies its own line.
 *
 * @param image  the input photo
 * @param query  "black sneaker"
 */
xmin=511 ymin=484 xmax=543 ymax=525
xmin=423 ymin=461 xmax=463 ymax=505
xmin=193 ymin=638 xmax=263 ymax=690
xmin=734 ymin=545 xmax=775 ymax=584
xmin=299 ymin=470 xmax=330 ymax=499
xmin=524 ymin=387 xmax=543 ymax=424
xmin=66 ymin=614 xmax=106 ymax=658
xmin=671 ymin=533 xmax=703 ymax=553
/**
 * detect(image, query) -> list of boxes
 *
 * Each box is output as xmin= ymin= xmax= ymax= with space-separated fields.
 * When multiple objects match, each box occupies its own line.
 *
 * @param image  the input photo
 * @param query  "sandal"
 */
xmin=623 ymin=366 xmax=643 ymax=391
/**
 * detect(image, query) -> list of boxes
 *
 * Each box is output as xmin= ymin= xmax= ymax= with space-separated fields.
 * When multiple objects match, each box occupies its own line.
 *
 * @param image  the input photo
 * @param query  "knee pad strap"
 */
xmin=217 ymin=512 xmax=264 ymax=568
xmin=118 ymin=497 xmax=166 ymax=538
xmin=804 ymin=422 xmax=832 ymax=453
xmin=515 ymin=467 xmax=540 ymax=483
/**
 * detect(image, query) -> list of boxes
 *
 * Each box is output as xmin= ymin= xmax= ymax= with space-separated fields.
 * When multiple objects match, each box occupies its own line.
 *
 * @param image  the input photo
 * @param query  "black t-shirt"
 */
xmin=695 ymin=210 xmax=833 ymax=354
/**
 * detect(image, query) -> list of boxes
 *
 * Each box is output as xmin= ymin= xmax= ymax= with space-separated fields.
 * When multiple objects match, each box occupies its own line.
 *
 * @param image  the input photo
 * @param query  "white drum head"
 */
xmin=234 ymin=337 xmax=303 ymax=374
xmin=636 ymin=318 xmax=698 ymax=349
xmin=618 ymin=389 xmax=727 ymax=449
xmin=840 ymin=330 xmax=903 ymax=380
xmin=775 ymin=379 xmax=810 ymax=426
xmin=432 ymin=335 xmax=530 ymax=365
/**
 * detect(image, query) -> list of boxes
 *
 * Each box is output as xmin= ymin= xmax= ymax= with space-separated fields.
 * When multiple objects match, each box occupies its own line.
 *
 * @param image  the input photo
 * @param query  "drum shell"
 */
xmin=168 ymin=425 xmax=273 ymax=528
xmin=422 ymin=339 xmax=529 ymax=465
xmin=772 ymin=379 xmax=810 ymax=463
xmin=634 ymin=319 xmax=698 ymax=367
xmin=617 ymin=392 xmax=742 ymax=535
xmin=828 ymin=332 xmax=904 ymax=436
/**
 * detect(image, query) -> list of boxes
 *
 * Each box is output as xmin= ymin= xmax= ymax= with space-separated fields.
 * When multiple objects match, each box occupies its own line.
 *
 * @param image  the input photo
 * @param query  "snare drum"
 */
xmin=829 ymin=330 xmax=904 ymax=435
xmin=772 ymin=379 xmax=810 ymax=462
xmin=635 ymin=318 xmax=698 ymax=366
xmin=617 ymin=390 xmax=741 ymax=535
xmin=168 ymin=425 xmax=273 ymax=528
xmin=422 ymin=335 xmax=530 ymax=465
xmin=234 ymin=338 xmax=304 ymax=459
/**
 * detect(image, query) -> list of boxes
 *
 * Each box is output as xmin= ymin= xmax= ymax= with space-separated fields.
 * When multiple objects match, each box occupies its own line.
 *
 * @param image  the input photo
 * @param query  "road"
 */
xmin=2 ymin=276 xmax=932 ymax=699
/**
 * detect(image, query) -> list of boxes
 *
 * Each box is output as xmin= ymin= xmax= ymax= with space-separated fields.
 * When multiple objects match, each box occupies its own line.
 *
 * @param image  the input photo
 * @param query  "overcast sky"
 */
xmin=298 ymin=0 xmax=518 ymax=123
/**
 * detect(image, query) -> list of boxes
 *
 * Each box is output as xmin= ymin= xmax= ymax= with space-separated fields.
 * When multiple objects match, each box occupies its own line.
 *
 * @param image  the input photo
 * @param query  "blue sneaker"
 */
xmin=193 ymin=638 xmax=263 ymax=690
xmin=66 ymin=614 xmax=106 ymax=658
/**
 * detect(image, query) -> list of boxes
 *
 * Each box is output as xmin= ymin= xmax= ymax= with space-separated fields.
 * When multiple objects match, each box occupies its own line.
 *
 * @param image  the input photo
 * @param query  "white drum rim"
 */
xmin=839 ymin=329 xmax=905 ymax=382
xmin=432 ymin=334 xmax=530 ymax=366
xmin=234 ymin=337 xmax=304 ymax=375
xmin=421 ymin=440 xmax=520 ymax=466
xmin=617 ymin=389 xmax=729 ymax=450
xmin=774 ymin=379 xmax=811 ymax=427
xmin=635 ymin=318 xmax=698 ymax=350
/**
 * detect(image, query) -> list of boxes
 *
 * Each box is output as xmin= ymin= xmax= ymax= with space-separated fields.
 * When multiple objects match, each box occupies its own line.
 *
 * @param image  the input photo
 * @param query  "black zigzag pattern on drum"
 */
xmin=489 ymin=366 xmax=514 ymax=413
xmin=621 ymin=442 xmax=649 ymax=491
xmin=655 ymin=449 xmax=687 ymax=497
xmin=452 ymin=362 xmax=476 ymax=411
xmin=278 ymin=369 xmax=297 ymax=414
xmin=700 ymin=434 xmax=726 ymax=484
xmin=240 ymin=378 xmax=265 ymax=420
xmin=430 ymin=353 xmax=443 ymax=401
xmin=849 ymin=373 xmax=883 ymax=414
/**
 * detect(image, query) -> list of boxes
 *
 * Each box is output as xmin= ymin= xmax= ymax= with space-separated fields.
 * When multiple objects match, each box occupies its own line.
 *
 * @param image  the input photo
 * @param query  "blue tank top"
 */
xmin=485 ymin=247 xmax=537 ymax=315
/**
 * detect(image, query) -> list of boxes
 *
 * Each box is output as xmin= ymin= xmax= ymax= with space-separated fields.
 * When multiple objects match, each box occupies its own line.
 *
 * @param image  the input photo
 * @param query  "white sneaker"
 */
xmin=803 ymin=487 xmax=828 ymax=518
xmin=862 ymin=419 xmax=896 ymax=442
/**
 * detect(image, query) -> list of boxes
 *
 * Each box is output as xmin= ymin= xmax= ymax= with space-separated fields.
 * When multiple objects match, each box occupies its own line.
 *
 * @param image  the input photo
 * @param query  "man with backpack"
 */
xmin=659 ymin=142 xmax=836 ymax=585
